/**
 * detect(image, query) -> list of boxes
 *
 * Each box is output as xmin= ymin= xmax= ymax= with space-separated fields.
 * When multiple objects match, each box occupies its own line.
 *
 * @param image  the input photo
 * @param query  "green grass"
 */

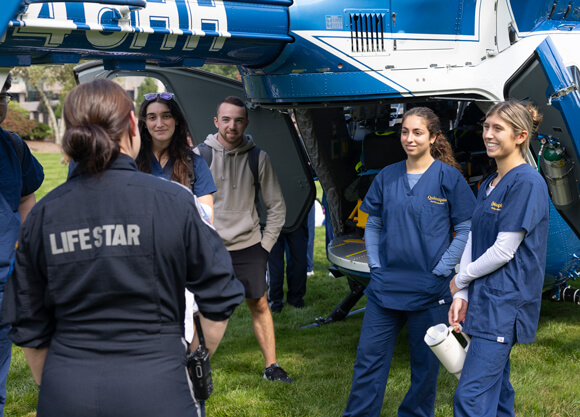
xmin=5 ymin=153 xmax=580 ymax=416
xmin=32 ymin=153 xmax=69 ymax=200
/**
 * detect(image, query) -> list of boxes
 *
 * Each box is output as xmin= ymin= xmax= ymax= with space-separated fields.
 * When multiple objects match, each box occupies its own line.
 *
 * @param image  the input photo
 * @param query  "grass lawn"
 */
xmin=5 ymin=153 xmax=580 ymax=416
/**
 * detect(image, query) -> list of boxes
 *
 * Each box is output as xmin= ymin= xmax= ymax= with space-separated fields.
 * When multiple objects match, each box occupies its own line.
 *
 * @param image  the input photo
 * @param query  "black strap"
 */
xmin=247 ymin=146 xmax=262 ymax=218
xmin=7 ymin=131 xmax=24 ymax=166
xmin=197 ymin=142 xmax=213 ymax=168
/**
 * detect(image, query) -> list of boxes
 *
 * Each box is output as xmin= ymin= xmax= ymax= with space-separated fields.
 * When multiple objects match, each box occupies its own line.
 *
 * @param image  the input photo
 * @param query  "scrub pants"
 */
xmin=343 ymin=298 xmax=448 ymax=417
xmin=267 ymin=220 xmax=309 ymax=310
xmin=454 ymin=336 xmax=515 ymax=417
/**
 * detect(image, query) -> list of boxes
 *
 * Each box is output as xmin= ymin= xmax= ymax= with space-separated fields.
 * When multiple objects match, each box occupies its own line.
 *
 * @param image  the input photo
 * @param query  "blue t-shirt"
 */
xmin=149 ymin=151 xmax=217 ymax=197
xmin=0 ymin=127 xmax=44 ymax=284
xmin=463 ymin=164 xmax=549 ymax=344
xmin=360 ymin=159 xmax=476 ymax=311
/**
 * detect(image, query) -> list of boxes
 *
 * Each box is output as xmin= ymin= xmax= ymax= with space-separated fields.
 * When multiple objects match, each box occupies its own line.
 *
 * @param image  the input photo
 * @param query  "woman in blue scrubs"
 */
xmin=136 ymin=92 xmax=217 ymax=219
xmin=449 ymin=101 xmax=549 ymax=417
xmin=343 ymin=107 xmax=476 ymax=417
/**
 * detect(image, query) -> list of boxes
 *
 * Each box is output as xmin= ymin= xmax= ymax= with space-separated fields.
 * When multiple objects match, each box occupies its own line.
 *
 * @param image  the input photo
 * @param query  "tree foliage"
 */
xmin=13 ymin=64 xmax=76 ymax=144
xmin=135 ymin=77 xmax=158 ymax=110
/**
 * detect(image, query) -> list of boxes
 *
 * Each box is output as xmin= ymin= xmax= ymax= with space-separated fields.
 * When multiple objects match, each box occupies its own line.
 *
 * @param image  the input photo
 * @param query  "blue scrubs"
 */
xmin=344 ymin=160 xmax=476 ymax=417
xmin=148 ymin=150 xmax=218 ymax=198
xmin=455 ymin=164 xmax=549 ymax=417
xmin=0 ymin=127 xmax=44 ymax=416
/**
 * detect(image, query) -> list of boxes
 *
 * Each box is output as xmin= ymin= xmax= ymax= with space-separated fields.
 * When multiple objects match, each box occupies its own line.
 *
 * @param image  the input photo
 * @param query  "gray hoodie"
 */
xmin=196 ymin=133 xmax=286 ymax=252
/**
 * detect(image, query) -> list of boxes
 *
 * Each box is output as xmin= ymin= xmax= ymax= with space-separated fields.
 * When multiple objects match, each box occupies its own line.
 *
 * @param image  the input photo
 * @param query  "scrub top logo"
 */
xmin=491 ymin=201 xmax=502 ymax=211
xmin=428 ymin=196 xmax=447 ymax=205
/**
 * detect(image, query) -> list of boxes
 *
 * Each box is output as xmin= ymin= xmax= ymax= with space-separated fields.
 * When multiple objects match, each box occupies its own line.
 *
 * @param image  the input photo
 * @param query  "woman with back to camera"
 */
xmin=1 ymin=79 xmax=244 ymax=417
xmin=343 ymin=107 xmax=476 ymax=417
xmin=449 ymin=101 xmax=549 ymax=417
xmin=136 ymin=91 xmax=216 ymax=220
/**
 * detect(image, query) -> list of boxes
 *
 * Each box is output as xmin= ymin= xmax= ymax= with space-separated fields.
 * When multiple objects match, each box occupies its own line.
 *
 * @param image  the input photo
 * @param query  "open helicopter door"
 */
xmin=504 ymin=36 xmax=580 ymax=238
xmin=74 ymin=62 xmax=315 ymax=232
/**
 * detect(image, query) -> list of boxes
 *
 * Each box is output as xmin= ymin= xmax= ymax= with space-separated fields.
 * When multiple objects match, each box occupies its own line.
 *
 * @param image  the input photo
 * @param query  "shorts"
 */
xmin=229 ymin=243 xmax=269 ymax=299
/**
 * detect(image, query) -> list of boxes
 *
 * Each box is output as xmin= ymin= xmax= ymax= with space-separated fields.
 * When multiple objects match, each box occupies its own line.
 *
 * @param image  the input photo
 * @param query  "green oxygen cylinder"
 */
xmin=543 ymin=145 xmax=573 ymax=206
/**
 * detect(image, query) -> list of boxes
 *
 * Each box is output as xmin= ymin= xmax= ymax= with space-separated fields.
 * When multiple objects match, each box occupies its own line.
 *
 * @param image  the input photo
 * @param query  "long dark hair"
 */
xmin=136 ymin=95 xmax=192 ymax=187
xmin=62 ymin=79 xmax=132 ymax=175
xmin=402 ymin=106 xmax=461 ymax=171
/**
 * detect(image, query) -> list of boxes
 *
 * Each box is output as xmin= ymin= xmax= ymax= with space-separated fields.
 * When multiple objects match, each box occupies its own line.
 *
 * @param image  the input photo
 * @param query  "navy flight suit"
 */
xmin=2 ymin=154 xmax=245 ymax=417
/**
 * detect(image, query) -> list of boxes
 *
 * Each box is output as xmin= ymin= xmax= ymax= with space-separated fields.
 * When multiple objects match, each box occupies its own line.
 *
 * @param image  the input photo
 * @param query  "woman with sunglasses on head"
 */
xmin=137 ymin=92 xmax=219 ymax=345
xmin=449 ymin=101 xmax=549 ymax=417
xmin=1 ymin=79 xmax=244 ymax=417
xmin=137 ymin=92 xmax=216 ymax=220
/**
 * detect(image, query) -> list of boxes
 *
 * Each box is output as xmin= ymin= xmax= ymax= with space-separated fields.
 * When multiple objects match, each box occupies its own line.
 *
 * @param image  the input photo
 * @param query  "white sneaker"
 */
xmin=307 ymin=271 xmax=314 ymax=276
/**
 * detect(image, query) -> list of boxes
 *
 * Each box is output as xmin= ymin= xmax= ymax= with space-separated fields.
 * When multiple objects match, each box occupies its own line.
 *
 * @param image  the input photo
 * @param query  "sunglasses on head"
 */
xmin=143 ymin=92 xmax=175 ymax=101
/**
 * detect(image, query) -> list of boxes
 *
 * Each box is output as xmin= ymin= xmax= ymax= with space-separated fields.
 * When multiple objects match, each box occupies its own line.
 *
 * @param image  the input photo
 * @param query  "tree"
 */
xmin=136 ymin=77 xmax=158 ymax=110
xmin=13 ymin=64 xmax=76 ymax=144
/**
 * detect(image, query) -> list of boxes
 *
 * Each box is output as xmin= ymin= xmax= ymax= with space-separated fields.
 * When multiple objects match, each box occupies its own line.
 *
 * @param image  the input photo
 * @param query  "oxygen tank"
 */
xmin=543 ymin=144 xmax=574 ymax=207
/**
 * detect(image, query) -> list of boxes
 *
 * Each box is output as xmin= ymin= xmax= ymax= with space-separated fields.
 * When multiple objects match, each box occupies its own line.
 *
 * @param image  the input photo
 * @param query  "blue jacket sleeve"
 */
xmin=3 ymin=208 xmax=55 ymax=348
xmin=184 ymin=199 xmax=244 ymax=321
xmin=20 ymin=139 xmax=44 ymax=197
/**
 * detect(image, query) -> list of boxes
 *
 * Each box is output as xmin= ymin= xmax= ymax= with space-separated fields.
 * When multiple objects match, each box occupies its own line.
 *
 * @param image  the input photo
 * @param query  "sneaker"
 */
xmin=263 ymin=363 xmax=293 ymax=383
xmin=306 ymin=270 xmax=315 ymax=277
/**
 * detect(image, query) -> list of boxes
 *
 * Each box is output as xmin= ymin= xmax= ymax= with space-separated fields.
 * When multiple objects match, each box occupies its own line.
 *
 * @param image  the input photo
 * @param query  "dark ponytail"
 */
xmin=62 ymin=79 xmax=133 ymax=175
xmin=63 ymin=124 xmax=120 ymax=175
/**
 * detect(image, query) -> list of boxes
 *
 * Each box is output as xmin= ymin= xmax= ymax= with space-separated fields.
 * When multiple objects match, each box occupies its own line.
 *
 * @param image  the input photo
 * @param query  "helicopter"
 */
xmin=1 ymin=0 xmax=580 ymax=326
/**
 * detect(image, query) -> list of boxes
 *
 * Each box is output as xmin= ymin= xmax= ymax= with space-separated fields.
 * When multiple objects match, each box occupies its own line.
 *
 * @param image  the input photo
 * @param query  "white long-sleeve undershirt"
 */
xmin=454 ymin=182 xmax=526 ymax=301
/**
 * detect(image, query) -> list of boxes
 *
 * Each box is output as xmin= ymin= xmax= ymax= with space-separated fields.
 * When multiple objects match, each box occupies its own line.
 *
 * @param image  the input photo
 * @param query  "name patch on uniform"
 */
xmin=491 ymin=201 xmax=502 ymax=211
xmin=428 ymin=196 xmax=447 ymax=205
xmin=49 ymin=224 xmax=141 ymax=255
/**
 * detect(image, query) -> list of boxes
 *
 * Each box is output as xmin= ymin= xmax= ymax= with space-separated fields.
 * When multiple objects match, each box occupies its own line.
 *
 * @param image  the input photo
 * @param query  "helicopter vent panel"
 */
xmin=349 ymin=13 xmax=386 ymax=53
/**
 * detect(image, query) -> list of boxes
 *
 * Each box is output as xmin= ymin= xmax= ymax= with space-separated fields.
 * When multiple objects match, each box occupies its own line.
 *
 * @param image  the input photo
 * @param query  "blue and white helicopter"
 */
xmin=1 ymin=0 xmax=580 ymax=324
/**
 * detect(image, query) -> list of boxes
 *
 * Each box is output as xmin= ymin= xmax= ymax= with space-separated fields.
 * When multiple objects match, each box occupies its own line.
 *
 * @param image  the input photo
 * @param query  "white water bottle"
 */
xmin=424 ymin=323 xmax=471 ymax=379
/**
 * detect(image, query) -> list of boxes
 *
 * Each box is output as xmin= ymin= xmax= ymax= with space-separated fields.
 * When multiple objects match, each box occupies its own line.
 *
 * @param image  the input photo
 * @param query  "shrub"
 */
xmin=3 ymin=102 xmax=38 ymax=139
xmin=29 ymin=122 xmax=52 ymax=141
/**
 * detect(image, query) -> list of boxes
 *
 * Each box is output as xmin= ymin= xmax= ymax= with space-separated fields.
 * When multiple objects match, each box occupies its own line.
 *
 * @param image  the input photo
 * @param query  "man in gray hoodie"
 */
xmin=195 ymin=96 xmax=291 ymax=382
